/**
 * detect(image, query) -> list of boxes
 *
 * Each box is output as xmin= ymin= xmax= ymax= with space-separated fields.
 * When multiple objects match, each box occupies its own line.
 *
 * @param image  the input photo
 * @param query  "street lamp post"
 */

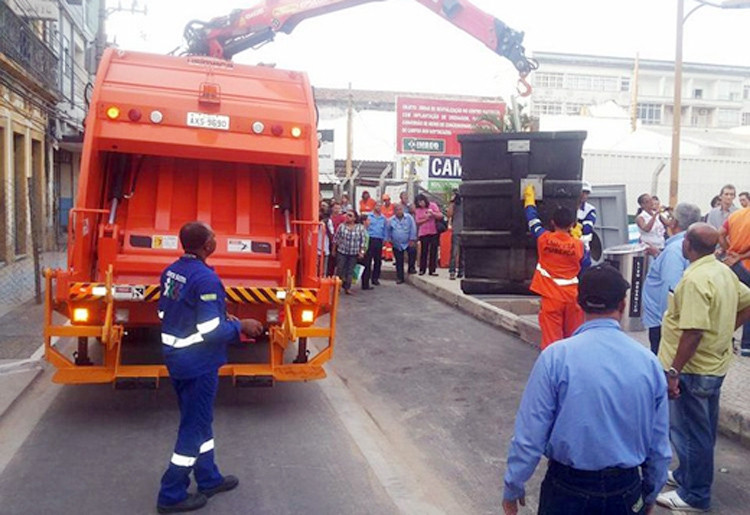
xmin=668 ymin=0 xmax=750 ymax=208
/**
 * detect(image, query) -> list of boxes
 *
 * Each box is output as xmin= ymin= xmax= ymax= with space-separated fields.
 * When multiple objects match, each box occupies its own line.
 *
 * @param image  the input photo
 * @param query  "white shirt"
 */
xmin=637 ymin=211 xmax=665 ymax=249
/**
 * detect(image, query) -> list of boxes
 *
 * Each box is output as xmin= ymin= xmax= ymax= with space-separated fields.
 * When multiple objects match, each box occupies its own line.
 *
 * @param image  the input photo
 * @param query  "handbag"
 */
xmin=352 ymin=263 xmax=365 ymax=283
xmin=435 ymin=216 xmax=448 ymax=234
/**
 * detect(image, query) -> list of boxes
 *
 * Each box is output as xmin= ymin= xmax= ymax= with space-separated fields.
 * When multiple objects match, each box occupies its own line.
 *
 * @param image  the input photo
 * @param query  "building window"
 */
xmin=532 ymin=102 xmax=563 ymax=116
xmin=742 ymin=112 xmax=750 ymax=126
xmin=693 ymin=89 xmax=703 ymax=99
xmin=534 ymin=72 xmax=563 ymax=89
xmin=13 ymin=133 xmax=27 ymax=256
xmin=566 ymin=103 xmax=585 ymax=115
xmin=717 ymin=81 xmax=742 ymax=101
xmin=564 ymin=74 xmax=619 ymax=92
xmin=717 ymin=109 xmax=739 ymax=128
xmin=745 ymin=86 xmax=750 ymax=100
xmin=565 ymin=74 xmax=592 ymax=90
xmin=637 ymin=103 xmax=662 ymax=125
xmin=620 ymin=77 xmax=630 ymax=92
xmin=62 ymin=35 xmax=72 ymax=78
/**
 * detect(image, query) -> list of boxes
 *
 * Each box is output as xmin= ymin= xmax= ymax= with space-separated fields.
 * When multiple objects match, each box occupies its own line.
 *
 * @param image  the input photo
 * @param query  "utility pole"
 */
xmin=669 ymin=0 xmax=684 ymax=208
xmin=345 ymin=83 xmax=353 ymax=181
xmin=96 ymin=1 xmax=148 ymax=64
xmin=630 ymin=53 xmax=639 ymax=133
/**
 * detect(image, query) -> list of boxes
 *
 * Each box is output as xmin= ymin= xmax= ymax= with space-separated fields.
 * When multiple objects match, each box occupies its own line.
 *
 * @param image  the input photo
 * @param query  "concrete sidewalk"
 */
xmin=0 ymin=300 xmax=64 ymax=420
xmin=408 ymin=272 xmax=750 ymax=448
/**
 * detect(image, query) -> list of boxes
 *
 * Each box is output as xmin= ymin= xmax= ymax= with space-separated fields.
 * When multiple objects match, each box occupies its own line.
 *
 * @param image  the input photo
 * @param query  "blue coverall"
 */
xmin=157 ymin=254 xmax=241 ymax=507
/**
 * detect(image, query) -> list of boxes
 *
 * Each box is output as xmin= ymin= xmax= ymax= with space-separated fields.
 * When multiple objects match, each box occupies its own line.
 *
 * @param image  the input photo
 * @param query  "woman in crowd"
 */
xmin=636 ymin=193 xmax=667 ymax=256
xmin=414 ymin=194 xmax=441 ymax=276
xmin=317 ymin=207 xmax=334 ymax=277
xmin=333 ymin=209 xmax=366 ymax=294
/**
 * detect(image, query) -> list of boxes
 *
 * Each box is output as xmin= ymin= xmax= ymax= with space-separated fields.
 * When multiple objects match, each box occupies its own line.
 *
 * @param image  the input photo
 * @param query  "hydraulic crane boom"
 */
xmin=183 ymin=0 xmax=537 ymax=95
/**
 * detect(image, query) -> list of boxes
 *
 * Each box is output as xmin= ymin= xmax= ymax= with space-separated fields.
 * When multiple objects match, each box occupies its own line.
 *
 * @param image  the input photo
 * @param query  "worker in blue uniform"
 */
xmin=157 ymin=221 xmax=263 ymax=514
xmin=577 ymin=181 xmax=597 ymax=271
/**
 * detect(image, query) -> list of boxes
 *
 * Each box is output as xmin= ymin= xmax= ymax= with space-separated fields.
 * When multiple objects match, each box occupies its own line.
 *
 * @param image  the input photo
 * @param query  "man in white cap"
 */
xmin=577 ymin=181 xmax=597 ymax=271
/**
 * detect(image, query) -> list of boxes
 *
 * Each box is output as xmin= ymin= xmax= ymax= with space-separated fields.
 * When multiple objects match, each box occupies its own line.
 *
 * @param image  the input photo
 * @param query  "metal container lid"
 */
xmin=602 ymin=243 xmax=649 ymax=256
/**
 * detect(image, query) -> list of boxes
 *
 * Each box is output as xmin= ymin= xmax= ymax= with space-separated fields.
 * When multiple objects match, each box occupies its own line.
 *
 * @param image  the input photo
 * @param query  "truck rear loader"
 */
xmin=44 ymin=49 xmax=340 ymax=387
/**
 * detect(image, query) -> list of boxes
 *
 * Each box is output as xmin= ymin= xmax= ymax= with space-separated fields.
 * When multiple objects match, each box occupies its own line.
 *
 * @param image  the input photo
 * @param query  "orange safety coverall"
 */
xmin=526 ymin=205 xmax=584 ymax=349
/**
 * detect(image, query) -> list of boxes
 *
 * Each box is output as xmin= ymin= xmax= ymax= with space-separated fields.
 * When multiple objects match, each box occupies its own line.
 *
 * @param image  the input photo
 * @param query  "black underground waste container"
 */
xmin=457 ymin=131 xmax=587 ymax=295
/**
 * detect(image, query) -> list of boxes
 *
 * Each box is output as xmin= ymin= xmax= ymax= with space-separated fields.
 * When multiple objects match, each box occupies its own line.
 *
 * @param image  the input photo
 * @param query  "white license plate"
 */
xmin=186 ymin=112 xmax=230 ymax=131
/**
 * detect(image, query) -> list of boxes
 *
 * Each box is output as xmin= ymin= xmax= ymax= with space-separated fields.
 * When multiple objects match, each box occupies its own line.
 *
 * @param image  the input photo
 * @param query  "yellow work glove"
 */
xmin=523 ymin=184 xmax=536 ymax=208
xmin=570 ymin=223 xmax=583 ymax=239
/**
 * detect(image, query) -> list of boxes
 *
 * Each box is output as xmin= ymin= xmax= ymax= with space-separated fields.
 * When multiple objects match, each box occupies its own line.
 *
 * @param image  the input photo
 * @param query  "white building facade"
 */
xmin=530 ymin=51 xmax=750 ymax=129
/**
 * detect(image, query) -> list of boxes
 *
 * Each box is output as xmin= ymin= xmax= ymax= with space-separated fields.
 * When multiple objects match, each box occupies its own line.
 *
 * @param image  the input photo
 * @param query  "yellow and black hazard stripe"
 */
xmin=69 ymin=282 xmax=98 ymax=301
xmin=144 ymin=285 xmax=160 ymax=302
xmin=225 ymin=286 xmax=318 ymax=305
xmin=292 ymin=289 xmax=318 ymax=305
xmin=69 ymin=283 xmax=317 ymax=305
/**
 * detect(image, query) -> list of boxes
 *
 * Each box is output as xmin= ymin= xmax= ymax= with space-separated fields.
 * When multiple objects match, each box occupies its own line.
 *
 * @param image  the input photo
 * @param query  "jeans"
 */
xmin=362 ymin=237 xmax=383 ymax=288
xmin=648 ymin=326 xmax=662 ymax=355
xmin=670 ymin=373 xmax=725 ymax=510
xmin=408 ymin=243 xmax=417 ymax=273
xmin=393 ymin=245 xmax=415 ymax=282
xmin=730 ymin=262 xmax=750 ymax=350
xmin=335 ymin=253 xmax=358 ymax=291
xmin=538 ymin=461 xmax=644 ymax=514
xmin=419 ymin=233 xmax=439 ymax=274
xmin=448 ymin=232 xmax=464 ymax=276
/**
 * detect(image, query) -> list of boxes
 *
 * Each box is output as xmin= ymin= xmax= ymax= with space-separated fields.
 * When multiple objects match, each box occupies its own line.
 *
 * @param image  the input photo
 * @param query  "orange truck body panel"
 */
xmin=44 ymin=49 xmax=340 ymax=385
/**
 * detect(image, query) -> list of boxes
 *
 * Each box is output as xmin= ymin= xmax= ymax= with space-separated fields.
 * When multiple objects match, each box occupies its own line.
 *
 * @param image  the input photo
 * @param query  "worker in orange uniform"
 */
xmin=359 ymin=191 xmax=376 ymax=214
xmin=381 ymin=194 xmax=395 ymax=261
xmin=524 ymin=184 xmax=584 ymax=349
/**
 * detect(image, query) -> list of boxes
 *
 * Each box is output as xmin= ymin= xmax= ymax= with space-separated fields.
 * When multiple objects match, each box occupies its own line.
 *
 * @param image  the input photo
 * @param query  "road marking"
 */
xmin=311 ymin=344 xmax=464 ymax=514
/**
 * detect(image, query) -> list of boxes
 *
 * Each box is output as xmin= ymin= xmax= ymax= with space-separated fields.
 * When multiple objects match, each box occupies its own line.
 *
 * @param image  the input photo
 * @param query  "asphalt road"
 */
xmin=1 ymin=279 xmax=750 ymax=514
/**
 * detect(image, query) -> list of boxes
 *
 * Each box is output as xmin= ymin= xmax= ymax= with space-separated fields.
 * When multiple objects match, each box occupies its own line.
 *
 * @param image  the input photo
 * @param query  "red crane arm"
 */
xmin=183 ymin=0 xmax=537 ymax=94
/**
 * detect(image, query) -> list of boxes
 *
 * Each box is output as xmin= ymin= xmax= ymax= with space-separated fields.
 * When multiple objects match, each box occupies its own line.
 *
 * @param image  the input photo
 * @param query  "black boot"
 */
xmin=157 ymin=493 xmax=207 ymax=513
xmin=199 ymin=475 xmax=239 ymax=498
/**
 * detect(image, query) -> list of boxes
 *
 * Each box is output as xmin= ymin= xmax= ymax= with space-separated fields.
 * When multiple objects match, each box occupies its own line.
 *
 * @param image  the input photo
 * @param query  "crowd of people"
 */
xmin=152 ymin=181 xmax=750 ymax=514
xmin=317 ymin=189 xmax=464 ymax=294
xmin=503 ymin=182 xmax=750 ymax=514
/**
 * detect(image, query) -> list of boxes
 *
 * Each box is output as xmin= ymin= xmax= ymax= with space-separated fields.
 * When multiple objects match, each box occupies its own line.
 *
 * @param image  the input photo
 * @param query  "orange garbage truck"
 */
xmin=43 ymin=49 xmax=340 ymax=387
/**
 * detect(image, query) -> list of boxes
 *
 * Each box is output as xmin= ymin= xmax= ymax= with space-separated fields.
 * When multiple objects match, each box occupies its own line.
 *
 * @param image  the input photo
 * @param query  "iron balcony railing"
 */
xmin=0 ymin=0 xmax=59 ymax=93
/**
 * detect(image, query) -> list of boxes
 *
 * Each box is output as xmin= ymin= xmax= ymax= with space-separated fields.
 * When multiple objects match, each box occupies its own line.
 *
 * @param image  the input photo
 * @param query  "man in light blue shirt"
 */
xmin=503 ymin=264 xmax=671 ymax=515
xmin=387 ymin=204 xmax=417 ymax=284
xmin=362 ymin=202 xmax=387 ymax=289
xmin=642 ymin=203 xmax=702 ymax=355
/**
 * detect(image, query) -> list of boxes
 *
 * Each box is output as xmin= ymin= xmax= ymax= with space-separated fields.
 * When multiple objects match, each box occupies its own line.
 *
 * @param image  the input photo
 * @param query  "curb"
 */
xmin=0 ymin=344 xmax=46 ymax=421
xmin=407 ymin=275 xmax=538 ymax=348
xmin=407 ymin=274 xmax=750 ymax=449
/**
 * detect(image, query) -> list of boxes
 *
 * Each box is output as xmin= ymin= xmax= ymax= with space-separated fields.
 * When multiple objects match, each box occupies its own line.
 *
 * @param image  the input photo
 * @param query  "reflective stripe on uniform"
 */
xmin=528 ymin=218 xmax=542 ymax=228
xmin=582 ymin=220 xmax=594 ymax=227
xmin=199 ymin=439 xmax=215 ymax=454
xmin=161 ymin=331 xmax=204 ymax=348
xmin=196 ymin=317 xmax=220 ymax=335
xmin=581 ymin=234 xmax=593 ymax=244
xmin=536 ymin=264 xmax=579 ymax=286
xmin=170 ymin=453 xmax=196 ymax=467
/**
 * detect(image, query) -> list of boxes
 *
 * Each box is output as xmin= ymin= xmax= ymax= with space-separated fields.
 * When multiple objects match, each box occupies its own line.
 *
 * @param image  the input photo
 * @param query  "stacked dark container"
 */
xmin=457 ymin=131 xmax=587 ymax=295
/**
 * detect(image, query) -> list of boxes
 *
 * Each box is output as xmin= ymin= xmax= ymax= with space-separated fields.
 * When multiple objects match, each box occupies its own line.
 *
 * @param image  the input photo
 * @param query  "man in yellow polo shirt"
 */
xmin=656 ymin=223 xmax=750 ymax=512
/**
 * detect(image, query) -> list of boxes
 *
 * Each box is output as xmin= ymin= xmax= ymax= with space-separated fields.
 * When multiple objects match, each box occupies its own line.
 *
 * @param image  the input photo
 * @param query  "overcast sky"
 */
xmin=106 ymin=0 xmax=750 ymax=100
